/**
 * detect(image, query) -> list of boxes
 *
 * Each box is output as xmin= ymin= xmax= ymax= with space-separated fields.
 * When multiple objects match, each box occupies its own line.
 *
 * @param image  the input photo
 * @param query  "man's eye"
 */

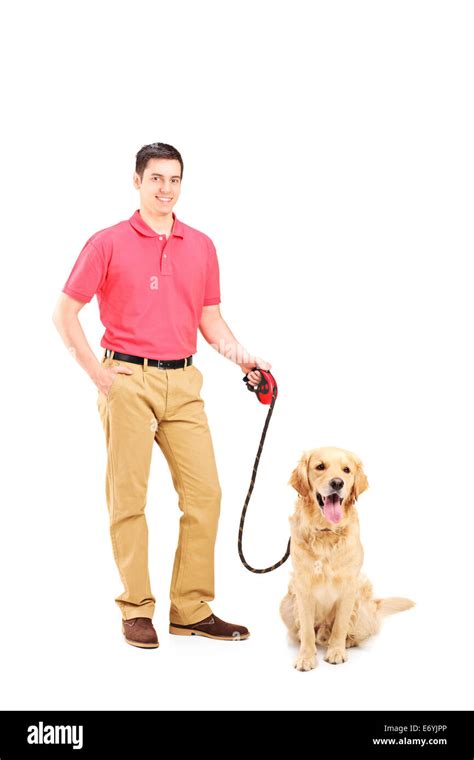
xmin=316 ymin=463 xmax=325 ymax=471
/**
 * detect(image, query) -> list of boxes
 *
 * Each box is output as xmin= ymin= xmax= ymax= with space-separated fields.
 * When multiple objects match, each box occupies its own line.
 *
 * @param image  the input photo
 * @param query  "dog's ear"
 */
xmin=349 ymin=454 xmax=369 ymax=503
xmin=289 ymin=451 xmax=311 ymax=498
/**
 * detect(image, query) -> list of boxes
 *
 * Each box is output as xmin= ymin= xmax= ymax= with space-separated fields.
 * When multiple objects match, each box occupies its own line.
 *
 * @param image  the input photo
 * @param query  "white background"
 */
xmin=1 ymin=0 xmax=473 ymax=711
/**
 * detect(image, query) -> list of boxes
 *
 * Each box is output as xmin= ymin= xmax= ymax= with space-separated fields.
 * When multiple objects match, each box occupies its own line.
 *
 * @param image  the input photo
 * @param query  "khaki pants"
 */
xmin=97 ymin=353 xmax=221 ymax=625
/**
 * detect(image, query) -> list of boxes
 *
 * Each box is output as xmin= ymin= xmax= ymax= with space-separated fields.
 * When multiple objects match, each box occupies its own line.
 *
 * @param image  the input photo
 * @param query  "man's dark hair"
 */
xmin=135 ymin=142 xmax=184 ymax=180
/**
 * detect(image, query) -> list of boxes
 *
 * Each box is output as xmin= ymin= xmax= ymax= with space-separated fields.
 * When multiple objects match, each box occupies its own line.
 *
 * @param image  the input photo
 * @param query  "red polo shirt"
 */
xmin=62 ymin=210 xmax=221 ymax=359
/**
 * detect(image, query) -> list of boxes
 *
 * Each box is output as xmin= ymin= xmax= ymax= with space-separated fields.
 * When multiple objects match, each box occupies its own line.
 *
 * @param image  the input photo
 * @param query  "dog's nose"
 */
xmin=329 ymin=478 xmax=344 ymax=491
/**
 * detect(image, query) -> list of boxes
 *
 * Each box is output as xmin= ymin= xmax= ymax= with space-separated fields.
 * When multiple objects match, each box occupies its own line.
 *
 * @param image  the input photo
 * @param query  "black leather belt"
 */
xmin=104 ymin=349 xmax=193 ymax=369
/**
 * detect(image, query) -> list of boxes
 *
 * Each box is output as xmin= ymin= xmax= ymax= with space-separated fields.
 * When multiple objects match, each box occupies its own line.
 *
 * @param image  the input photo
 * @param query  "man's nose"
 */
xmin=329 ymin=478 xmax=344 ymax=491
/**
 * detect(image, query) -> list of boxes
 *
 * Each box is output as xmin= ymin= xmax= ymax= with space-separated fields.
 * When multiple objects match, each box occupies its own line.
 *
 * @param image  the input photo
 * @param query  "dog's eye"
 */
xmin=343 ymin=467 xmax=350 ymax=473
xmin=316 ymin=463 xmax=325 ymax=470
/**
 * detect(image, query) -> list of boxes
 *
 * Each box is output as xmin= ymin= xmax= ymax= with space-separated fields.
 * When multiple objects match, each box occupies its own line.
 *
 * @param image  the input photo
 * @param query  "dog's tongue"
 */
xmin=323 ymin=494 xmax=343 ymax=524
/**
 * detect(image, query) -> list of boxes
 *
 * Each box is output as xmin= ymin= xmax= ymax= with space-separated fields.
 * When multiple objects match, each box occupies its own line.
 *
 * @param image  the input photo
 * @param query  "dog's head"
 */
xmin=289 ymin=446 xmax=368 ymax=526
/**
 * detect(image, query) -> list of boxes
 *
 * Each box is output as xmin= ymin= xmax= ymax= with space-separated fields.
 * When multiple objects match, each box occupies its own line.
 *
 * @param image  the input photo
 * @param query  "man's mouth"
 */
xmin=316 ymin=492 xmax=343 ymax=524
xmin=156 ymin=196 xmax=172 ymax=203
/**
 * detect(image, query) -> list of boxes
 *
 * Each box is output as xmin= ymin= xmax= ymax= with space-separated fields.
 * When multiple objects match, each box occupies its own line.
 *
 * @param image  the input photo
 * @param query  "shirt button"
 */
xmin=159 ymin=236 xmax=163 ymax=240
xmin=164 ymin=254 xmax=167 ymax=258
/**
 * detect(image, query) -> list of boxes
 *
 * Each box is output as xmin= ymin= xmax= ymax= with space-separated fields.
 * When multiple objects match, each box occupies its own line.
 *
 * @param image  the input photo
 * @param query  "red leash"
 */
xmin=238 ymin=369 xmax=291 ymax=573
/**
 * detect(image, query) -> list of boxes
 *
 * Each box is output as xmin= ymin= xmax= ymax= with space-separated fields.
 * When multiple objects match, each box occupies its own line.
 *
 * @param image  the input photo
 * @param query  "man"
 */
xmin=53 ymin=142 xmax=271 ymax=649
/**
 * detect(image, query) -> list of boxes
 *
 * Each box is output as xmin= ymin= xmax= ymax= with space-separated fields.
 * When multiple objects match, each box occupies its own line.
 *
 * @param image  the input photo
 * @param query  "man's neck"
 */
xmin=139 ymin=207 xmax=174 ymax=237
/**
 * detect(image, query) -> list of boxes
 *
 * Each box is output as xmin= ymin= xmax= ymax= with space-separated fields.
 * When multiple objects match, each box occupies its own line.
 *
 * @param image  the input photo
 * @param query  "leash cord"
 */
xmin=237 ymin=385 xmax=291 ymax=573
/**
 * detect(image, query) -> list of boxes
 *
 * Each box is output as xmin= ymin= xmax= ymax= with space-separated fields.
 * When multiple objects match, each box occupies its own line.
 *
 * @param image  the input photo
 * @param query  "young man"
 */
xmin=53 ymin=142 xmax=271 ymax=649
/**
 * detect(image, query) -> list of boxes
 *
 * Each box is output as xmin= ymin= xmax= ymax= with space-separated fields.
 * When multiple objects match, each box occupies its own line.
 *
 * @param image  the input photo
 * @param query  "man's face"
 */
xmin=133 ymin=158 xmax=182 ymax=216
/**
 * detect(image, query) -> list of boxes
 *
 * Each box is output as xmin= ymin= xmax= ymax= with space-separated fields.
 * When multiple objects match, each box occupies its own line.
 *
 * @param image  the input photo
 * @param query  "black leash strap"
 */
xmin=238 ymin=383 xmax=291 ymax=573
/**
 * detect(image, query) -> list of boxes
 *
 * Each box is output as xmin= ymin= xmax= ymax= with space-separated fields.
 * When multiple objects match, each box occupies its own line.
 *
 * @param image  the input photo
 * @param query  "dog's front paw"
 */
xmin=325 ymin=646 xmax=347 ymax=664
xmin=294 ymin=651 xmax=317 ymax=671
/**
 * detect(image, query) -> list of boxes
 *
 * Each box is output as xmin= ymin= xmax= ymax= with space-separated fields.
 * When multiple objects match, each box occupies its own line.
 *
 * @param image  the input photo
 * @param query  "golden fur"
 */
xmin=280 ymin=447 xmax=414 ymax=671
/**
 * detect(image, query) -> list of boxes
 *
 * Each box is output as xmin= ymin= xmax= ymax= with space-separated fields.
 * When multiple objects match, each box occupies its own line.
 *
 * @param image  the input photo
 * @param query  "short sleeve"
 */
xmin=62 ymin=238 xmax=108 ymax=303
xmin=203 ymin=238 xmax=221 ymax=305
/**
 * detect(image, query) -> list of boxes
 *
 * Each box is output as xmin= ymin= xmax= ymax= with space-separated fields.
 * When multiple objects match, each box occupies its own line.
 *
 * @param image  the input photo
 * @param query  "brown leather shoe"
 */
xmin=122 ymin=617 xmax=159 ymax=648
xmin=169 ymin=613 xmax=250 ymax=641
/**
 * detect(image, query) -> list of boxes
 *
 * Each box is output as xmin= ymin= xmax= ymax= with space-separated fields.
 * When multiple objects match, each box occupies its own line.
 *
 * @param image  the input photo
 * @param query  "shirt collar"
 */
xmin=129 ymin=209 xmax=184 ymax=238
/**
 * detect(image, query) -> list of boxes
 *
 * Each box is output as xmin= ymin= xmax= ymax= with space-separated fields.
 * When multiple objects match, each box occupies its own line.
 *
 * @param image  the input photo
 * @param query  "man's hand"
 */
xmin=95 ymin=364 xmax=133 ymax=396
xmin=239 ymin=356 xmax=272 ymax=387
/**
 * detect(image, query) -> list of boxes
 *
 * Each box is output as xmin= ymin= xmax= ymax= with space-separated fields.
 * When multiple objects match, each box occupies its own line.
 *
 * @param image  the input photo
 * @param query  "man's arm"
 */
xmin=198 ymin=304 xmax=271 ymax=386
xmin=52 ymin=293 xmax=131 ymax=394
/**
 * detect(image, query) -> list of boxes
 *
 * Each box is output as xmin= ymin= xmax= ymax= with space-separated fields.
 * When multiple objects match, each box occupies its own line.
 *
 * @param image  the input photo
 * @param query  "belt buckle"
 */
xmin=183 ymin=357 xmax=188 ymax=368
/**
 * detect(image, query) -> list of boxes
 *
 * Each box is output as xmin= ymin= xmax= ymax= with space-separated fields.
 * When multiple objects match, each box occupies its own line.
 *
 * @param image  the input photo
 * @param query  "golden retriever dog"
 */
xmin=280 ymin=447 xmax=414 ymax=671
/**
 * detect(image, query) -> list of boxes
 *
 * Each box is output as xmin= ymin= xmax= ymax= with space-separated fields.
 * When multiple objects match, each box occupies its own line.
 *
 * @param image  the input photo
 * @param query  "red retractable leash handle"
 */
xmin=238 ymin=368 xmax=291 ymax=573
xmin=242 ymin=367 xmax=278 ymax=405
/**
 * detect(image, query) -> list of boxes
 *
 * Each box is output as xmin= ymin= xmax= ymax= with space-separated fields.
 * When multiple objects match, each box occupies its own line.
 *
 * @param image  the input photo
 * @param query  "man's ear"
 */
xmin=289 ymin=451 xmax=311 ymax=498
xmin=349 ymin=454 xmax=369 ymax=504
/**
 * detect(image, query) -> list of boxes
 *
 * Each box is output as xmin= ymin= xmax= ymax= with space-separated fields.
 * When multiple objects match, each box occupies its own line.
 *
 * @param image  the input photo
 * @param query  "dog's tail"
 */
xmin=375 ymin=597 xmax=415 ymax=618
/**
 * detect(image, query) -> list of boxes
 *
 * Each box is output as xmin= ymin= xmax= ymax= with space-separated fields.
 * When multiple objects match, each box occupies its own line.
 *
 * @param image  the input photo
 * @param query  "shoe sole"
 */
xmin=124 ymin=636 xmax=159 ymax=649
xmin=169 ymin=625 xmax=250 ymax=641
